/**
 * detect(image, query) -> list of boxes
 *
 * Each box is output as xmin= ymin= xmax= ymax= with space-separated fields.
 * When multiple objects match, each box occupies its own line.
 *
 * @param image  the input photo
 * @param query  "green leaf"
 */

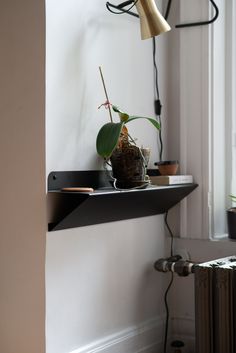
xmin=112 ymin=105 xmax=124 ymax=114
xmin=119 ymin=112 xmax=129 ymax=122
xmin=126 ymin=116 xmax=160 ymax=130
xmin=96 ymin=122 xmax=124 ymax=159
xmin=112 ymin=106 xmax=129 ymax=122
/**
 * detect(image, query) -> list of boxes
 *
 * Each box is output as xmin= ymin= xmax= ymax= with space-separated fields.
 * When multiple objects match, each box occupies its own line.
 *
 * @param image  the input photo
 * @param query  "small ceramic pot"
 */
xmin=227 ymin=208 xmax=236 ymax=239
xmin=156 ymin=160 xmax=179 ymax=176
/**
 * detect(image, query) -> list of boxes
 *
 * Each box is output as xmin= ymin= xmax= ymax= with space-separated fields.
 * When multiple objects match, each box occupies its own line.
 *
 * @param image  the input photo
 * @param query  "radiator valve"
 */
xmin=154 ymin=255 xmax=196 ymax=276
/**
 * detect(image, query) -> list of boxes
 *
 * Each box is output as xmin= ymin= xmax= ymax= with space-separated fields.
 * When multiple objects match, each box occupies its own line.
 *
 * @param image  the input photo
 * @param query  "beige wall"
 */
xmin=0 ymin=1 xmax=46 ymax=353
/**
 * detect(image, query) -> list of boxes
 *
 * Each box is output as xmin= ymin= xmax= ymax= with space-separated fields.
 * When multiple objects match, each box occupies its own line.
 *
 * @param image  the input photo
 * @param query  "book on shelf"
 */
xmin=150 ymin=175 xmax=193 ymax=185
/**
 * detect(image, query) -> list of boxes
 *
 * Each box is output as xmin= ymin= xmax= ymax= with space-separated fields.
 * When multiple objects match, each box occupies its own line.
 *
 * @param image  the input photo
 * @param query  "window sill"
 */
xmin=211 ymin=234 xmax=236 ymax=242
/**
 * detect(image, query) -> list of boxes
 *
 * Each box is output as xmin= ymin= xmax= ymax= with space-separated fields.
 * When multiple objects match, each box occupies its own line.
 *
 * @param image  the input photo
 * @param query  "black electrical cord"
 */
xmin=164 ymin=0 xmax=173 ymax=20
xmin=152 ymin=0 xmax=172 ymax=162
xmin=152 ymin=37 xmax=160 ymax=100
xmin=163 ymin=210 xmax=174 ymax=353
xmin=106 ymin=0 xmax=139 ymax=16
xmin=152 ymin=37 xmax=163 ymax=161
xmin=153 ymin=1 xmax=174 ymax=340
xmin=163 ymin=272 xmax=174 ymax=353
xmin=165 ymin=211 xmax=174 ymax=257
xmin=176 ymin=0 xmax=219 ymax=28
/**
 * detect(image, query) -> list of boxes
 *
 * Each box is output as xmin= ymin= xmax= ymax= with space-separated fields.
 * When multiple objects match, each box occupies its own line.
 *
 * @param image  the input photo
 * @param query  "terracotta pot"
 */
xmin=227 ymin=208 xmax=236 ymax=239
xmin=156 ymin=160 xmax=179 ymax=176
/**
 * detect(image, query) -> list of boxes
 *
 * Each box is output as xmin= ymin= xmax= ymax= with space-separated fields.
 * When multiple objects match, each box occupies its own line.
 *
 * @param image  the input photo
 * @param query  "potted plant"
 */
xmin=227 ymin=194 xmax=236 ymax=239
xmin=96 ymin=103 xmax=160 ymax=189
xmin=96 ymin=67 xmax=160 ymax=189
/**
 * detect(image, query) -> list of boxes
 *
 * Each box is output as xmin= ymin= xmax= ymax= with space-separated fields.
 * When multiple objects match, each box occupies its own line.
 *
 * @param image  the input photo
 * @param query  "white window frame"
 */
xmin=178 ymin=0 xmax=211 ymax=239
xmin=177 ymin=0 xmax=235 ymax=239
xmin=210 ymin=0 xmax=236 ymax=238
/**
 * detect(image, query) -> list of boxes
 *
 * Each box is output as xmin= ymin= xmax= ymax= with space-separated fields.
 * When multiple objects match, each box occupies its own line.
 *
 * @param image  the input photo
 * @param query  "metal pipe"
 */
xmin=154 ymin=256 xmax=197 ymax=277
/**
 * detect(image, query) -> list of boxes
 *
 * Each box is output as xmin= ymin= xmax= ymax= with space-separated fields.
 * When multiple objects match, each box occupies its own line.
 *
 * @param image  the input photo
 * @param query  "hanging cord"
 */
xmin=106 ymin=0 xmax=139 ymax=16
xmin=164 ymin=0 xmax=173 ymax=20
xmin=163 ymin=272 xmax=174 ymax=353
xmin=176 ymin=0 xmax=219 ymax=28
xmin=152 ymin=37 xmax=163 ymax=161
xmin=165 ymin=211 xmax=174 ymax=257
xmin=163 ymin=210 xmax=174 ymax=353
xmin=152 ymin=0 xmax=172 ymax=162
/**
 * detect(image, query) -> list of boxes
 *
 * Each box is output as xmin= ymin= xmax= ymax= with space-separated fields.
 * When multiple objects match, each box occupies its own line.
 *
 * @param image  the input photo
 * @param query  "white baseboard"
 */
xmin=69 ymin=316 xmax=164 ymax=353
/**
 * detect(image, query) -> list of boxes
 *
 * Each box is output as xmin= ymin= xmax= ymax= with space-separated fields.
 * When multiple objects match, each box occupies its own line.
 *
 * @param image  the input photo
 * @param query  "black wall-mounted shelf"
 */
xmin=47 ymin=171 xmax=198 ymax=231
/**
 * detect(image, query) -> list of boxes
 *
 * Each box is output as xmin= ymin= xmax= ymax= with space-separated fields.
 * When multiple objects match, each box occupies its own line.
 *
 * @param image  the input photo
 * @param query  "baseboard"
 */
xmin=69 ymin=316 xmax=164 ymax=353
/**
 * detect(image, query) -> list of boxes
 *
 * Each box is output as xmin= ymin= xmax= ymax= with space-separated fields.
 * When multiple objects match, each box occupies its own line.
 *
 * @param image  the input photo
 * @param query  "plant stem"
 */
xmin=99 ymin=66 xmax=113 ymax=123
xmin=128 ymin=133 xmax=136 ymax=145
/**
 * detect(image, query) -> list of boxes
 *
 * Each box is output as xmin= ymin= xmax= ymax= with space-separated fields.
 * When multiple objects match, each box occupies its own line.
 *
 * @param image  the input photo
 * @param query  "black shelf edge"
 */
xmin=47 ymin=171 xmax=198 ymax=231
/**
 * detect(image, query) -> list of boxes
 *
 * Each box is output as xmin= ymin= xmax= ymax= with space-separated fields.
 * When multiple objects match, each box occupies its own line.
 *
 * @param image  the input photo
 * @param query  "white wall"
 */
xmin=46 ymin=0 xmax=169 ymax=172
xmin=46 ymin=218 xmax=169 ymax=353
xmin=46 ymin=1 xmax=170 ymax=353
xmin=0 ymin=1 xmax=46 ymax=353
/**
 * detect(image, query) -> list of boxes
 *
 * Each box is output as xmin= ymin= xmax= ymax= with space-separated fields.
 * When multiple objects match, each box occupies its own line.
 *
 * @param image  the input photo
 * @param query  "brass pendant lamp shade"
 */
xmin=135 ymin=0 xmax=171 ymax=40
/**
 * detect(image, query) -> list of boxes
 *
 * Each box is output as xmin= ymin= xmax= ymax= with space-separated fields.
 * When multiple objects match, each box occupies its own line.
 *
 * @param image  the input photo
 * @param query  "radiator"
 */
xmin=195 ymin=256 xmax=236 ymax=353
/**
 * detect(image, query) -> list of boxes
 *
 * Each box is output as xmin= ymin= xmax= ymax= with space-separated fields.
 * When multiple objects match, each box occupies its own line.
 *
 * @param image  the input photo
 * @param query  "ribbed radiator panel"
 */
xmin=195 ymin=256 xmax=236 ymax=353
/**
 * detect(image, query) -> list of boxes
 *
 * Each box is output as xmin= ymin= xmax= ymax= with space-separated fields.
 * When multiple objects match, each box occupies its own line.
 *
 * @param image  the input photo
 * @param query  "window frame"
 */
xmin=177 ymin=0 xmax=235 ymax=239
xmin=178 ymin=0 xmax=211 ymax=239
xmin=210 ymin=0 xmax=236 ymax=238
